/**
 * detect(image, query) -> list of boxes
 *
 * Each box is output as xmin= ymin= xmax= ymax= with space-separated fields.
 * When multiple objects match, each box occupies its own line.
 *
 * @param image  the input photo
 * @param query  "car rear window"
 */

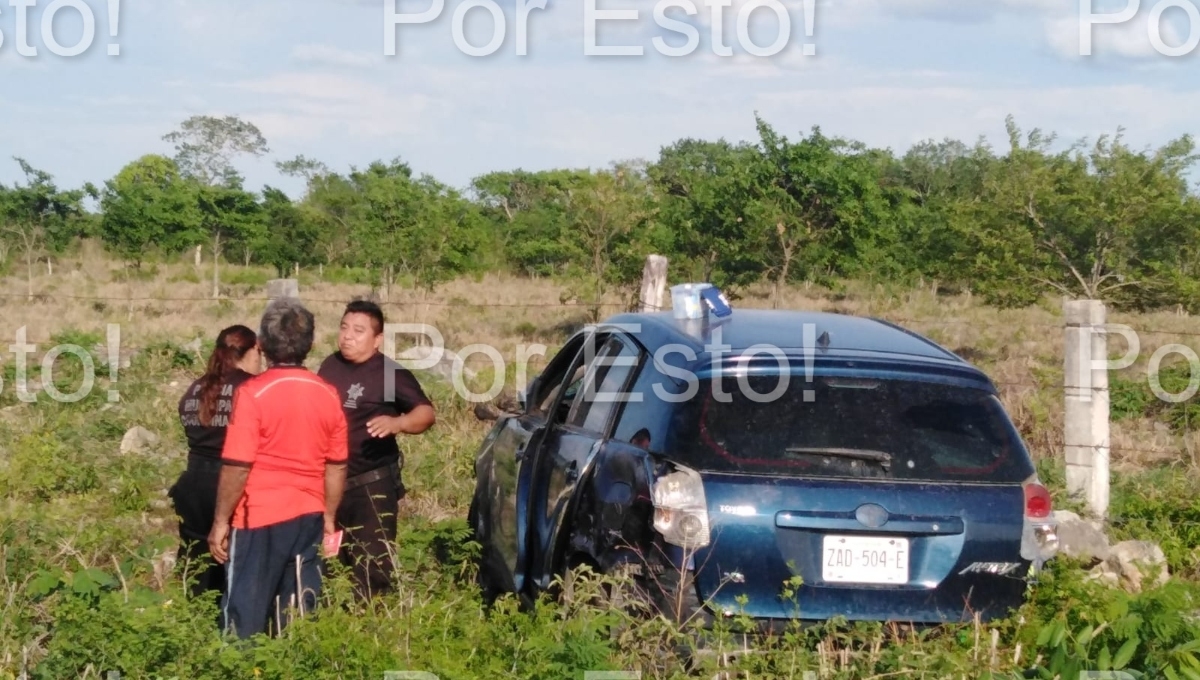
xmin=666 ymin=375 xmax=1033 ymax=483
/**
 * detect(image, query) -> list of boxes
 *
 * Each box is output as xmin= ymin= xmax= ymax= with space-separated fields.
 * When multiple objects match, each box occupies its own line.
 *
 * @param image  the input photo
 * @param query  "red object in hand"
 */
xmin=323 ymin=529 xmax=343 ymax=557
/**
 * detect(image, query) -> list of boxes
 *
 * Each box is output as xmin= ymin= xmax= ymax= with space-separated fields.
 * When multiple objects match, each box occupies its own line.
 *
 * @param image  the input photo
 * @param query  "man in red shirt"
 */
xmin=208 ymin=298 xmax=348 ymax=639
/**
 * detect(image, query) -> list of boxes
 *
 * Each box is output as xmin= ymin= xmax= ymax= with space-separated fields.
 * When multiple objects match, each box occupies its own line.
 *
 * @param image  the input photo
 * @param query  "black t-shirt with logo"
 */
xmin=177 ymin=369 xmax=255 ymax=460
xmin=317 ymin=351 xmax=433 ymax=477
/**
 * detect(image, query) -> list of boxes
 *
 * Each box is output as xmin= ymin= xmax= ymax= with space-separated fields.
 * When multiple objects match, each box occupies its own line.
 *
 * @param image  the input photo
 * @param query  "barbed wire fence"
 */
xmin=2 ymin=257 xmax=1200 ymax=532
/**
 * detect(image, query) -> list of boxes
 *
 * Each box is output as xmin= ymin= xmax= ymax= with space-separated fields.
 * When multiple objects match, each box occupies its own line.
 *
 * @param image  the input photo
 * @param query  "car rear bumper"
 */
xmin=638 ymin=564 xmax=1033 ymax=629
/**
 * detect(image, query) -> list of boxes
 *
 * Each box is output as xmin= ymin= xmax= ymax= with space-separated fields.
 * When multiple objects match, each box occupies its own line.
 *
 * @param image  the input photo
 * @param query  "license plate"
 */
xmin=822 ymin=535 xmax=909 ymax=584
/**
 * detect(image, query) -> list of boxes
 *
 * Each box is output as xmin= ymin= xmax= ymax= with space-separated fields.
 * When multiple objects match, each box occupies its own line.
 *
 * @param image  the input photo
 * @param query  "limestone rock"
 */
xmin=1052 ymin=510 xmax=1110 ymax=566
xmin=120 ymin=426 xmax=160 ymax=454
xmin=1089 ymin=540 xmax=1170 ymax=593
xmin=180 ymin=335 xmax=201 ymax=354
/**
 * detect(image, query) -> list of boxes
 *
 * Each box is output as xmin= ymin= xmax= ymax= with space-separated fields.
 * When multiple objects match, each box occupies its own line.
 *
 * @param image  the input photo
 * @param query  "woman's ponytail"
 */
xmin=197 ymin=325 xmax=257 ymax=426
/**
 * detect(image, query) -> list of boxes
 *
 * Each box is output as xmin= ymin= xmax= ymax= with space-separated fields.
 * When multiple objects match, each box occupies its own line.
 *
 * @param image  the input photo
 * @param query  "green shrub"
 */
xmin=1109 ymin=468 xmax=1200 ymax=578
xmin=0 ymin=429 xmax=99 ymax=501
xmin=1110 ymin=364 xmax=1200 ymax=433
xmin=222 ymin=268 xmax=272 ymax=287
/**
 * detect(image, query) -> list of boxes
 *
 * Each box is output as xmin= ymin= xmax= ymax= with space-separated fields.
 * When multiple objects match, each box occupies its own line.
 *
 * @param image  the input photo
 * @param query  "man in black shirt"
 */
xmin=318 ymin=300 xmax=436 ymax=598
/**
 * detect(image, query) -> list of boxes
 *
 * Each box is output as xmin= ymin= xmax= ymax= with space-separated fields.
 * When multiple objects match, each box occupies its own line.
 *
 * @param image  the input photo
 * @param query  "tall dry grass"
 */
xmin=4 ymin=242 xmax=1200 ymax=487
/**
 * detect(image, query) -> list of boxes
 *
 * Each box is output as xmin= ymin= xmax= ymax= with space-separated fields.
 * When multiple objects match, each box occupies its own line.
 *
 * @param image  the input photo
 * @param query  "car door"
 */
xmin=527 ymin=331 xmax=645 ymax=590
xmin=487 ymin=330 xmax=590 ymax=594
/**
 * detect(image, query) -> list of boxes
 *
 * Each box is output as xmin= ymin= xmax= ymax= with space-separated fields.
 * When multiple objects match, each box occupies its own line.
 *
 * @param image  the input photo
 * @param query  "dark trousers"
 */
xmin=336 ymin=467 xmax=402 ymax=599
xmin=220 ymin=512 xmax=324 ymax=640
xmin=168 ymin=457 xmax=225 ymax=600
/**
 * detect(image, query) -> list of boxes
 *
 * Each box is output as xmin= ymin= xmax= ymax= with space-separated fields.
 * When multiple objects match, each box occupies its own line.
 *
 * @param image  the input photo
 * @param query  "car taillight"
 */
xmin=1024 ymin=481 xmax=1052 ymax=518
xmin=1020 ymin=475 xmax=1059 ymax=565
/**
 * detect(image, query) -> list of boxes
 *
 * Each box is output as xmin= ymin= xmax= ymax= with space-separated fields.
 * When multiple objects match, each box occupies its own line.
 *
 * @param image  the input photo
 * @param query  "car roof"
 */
xmin=599 ymin=309 xmax=973 ymax=369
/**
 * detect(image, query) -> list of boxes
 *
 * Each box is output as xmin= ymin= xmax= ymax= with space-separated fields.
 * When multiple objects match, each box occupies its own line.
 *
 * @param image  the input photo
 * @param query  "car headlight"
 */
xmin=652 ymin=465 xmax=710 ymax=550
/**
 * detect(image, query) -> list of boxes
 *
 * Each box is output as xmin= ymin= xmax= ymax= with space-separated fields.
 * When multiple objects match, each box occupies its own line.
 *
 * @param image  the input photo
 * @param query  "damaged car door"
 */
xmin=477 ymin=330 xmax=590 ymax=594
xmin=526 ymin=331 xmax=645 ymax=591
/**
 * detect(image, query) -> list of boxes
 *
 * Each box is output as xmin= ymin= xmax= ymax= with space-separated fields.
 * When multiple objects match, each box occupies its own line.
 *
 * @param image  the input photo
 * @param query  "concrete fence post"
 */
xmin=1063 ymin=298 xmax=1110 ymax=518
xmin=267 ymin=278 xmax=300 ymax=301
xmin=639 ymin=254 xmax=668 ymax=313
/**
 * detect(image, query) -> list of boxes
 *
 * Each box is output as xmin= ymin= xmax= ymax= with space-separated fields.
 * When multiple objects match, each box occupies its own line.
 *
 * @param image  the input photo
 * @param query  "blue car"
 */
xmin=467 ymin=307 xmax=1060 ymax=627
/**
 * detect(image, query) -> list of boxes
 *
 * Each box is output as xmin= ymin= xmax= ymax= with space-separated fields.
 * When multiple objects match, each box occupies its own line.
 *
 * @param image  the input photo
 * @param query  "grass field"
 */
xmin=3 ymin=245 xmax=1200 ymax=678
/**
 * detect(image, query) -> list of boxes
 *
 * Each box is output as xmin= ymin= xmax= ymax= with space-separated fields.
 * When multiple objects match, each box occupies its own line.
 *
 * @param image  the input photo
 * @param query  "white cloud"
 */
xmin=290 ymin=44 xmax=380 ymax=69
xmin=5 ymin=0 xmax=1200 ymax=197
xmin=217 ymin=72 xmax=442 ymax=142
xmin=0 ymin=58 xmax=49 ymax=72
xmin=816 ymin=0 xmax=1054 ymax=27
xmin=166 ymin=0 xmax=277 ymax=44
xmin=688 ymin=45 xmax=831 ymax=79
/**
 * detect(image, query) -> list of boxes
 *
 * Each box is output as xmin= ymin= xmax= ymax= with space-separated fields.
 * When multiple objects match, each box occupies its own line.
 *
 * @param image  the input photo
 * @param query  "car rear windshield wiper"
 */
xmin=783 ymin=447 xmax=892 ymax=464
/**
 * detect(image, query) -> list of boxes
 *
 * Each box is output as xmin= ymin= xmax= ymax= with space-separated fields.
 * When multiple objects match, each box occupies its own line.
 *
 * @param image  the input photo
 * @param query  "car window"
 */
xmin=565 ymin=336 xmax=640 ymax=435
xmin=611 ymin=351 xmax=671 ymax=454
xmin=667 ymin=375 xmax=1033 ymax=483
xmin=530 ymin=333 xmax=588 ymax=416
xmin=545 ymin=363 xmax=587 ymax=424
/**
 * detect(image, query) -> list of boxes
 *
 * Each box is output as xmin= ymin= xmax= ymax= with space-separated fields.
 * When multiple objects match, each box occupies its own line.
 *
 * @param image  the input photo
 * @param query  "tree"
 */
xmin=647 ymin=138 xmax=764 ymax=292
xmin=163 ymin=115 xmax=270 ymax=297
xmin=276 ymin=155 xmax=331 ymax=187
xmin=561 ymin=162 xmax=656 ymax=318
xmin=470 ymin=169 xmax=584 ymax=276
xmin=195 ymin=180 xmax=265 ymax=298
xmin=0 ymin=158 xmax=94 ymax=299
xmin=99 ymin=155 xmax=199 ymax=268
xmin=348 ymin=159 xmax=484 ymax=297
xmin=163 ymin=115 xmax=270 ymax=187
xmin=971 ymin=116 xmax=1200 ymax=307
xmin=752 ymin=118 xmax=900 ymax=294
xmin=886 ymin=137 xmax=997 ymax=291
xmin=255 ymin=186 xmax=323 ymax=277
xmin=302 ymin=171 xmax=364 ymax=270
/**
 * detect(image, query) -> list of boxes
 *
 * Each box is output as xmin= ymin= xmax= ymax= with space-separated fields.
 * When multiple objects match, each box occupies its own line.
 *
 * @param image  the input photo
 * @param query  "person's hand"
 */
xmin=322 ymin=517 xmax=342 ymax=558
xmin=366 ymin=415 xmax=402 ymax=438
xmin=208 ymin=520 xmax=231 ymax=564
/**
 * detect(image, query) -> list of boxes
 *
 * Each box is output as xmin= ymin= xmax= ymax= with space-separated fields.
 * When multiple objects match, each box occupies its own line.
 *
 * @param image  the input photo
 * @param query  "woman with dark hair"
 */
xmin=170 ymin=324 xmax=262 ymax=599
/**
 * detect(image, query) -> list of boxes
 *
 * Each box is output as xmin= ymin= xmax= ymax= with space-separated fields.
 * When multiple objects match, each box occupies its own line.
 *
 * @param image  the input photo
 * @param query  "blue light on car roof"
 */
xmin=700 ymin=286 xmax=732 ymax=317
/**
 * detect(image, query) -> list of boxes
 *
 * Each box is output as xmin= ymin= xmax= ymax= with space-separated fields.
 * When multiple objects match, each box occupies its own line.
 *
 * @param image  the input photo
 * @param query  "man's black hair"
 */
xmin=344 ymin=298 xmax=385 ymax=335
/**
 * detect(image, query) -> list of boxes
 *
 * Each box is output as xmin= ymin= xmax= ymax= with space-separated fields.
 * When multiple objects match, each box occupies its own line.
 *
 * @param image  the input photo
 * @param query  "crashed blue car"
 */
xmin=467 ymin=305 xmax=1059 ymax=627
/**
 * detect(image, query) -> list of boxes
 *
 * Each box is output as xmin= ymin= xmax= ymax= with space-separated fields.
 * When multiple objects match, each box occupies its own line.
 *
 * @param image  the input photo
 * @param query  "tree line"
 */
xmin=1 ymin=113 xmax=1198 ymax=312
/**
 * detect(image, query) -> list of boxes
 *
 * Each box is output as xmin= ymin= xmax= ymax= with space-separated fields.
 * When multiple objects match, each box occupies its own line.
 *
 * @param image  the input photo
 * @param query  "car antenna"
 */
xmin=817 ymin=330 xmax=831 ymax=348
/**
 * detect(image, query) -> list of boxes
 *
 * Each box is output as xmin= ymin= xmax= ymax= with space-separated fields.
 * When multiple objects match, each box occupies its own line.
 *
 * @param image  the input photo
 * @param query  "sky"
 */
xmin=1 ymin=0 xmax=1200 ymax=200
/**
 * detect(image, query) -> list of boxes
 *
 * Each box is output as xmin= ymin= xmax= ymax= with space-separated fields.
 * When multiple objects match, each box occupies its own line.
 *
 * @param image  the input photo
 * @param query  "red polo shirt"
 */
xmin=220 ymin=367 xmax=348 ymax=530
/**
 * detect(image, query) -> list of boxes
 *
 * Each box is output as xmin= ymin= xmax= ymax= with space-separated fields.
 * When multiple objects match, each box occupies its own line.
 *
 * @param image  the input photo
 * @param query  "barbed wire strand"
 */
xmin=3 ymin=291 xmax=1200 ymax=338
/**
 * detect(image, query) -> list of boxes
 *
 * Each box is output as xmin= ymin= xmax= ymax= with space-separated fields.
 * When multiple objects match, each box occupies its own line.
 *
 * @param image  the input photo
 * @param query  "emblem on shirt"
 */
xmin=345 ymin=383 xmax=365 ymax=409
